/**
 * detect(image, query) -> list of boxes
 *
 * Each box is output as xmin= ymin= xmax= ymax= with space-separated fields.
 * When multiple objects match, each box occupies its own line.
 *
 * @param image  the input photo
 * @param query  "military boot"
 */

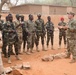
xmin=23 ymin=49 xmax=26 ymax=53
xmin=69 ymin=58 xmax=76 ymax=63
xmin=16 ymin=55 xmax=22 ymax=60
xmin=26 ymin=49 xmax=31 ymax=55
xmin=42 ymin=45 xmax=47 ymax=51
xmin=36 ymin=46 xmax=40 ymax=52
xmin=58 ymin=45 xmax=61 ymax=49
xmin=51 ymin=45 xmax=54 ymax=50
xmin=8 ymin=57 xmax=11 ymax=64
xmin=64 ymin=44 xmax=67 ymax=49
xmin=30 ymin=48 xmax=34 ymax=53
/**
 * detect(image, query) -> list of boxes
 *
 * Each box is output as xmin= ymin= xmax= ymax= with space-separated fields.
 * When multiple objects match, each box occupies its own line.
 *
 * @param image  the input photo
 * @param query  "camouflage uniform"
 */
xmin=35 ymin=18 xmax=46 ymax=51
xmin=20 ymin=15 xmax=28 ymax=52
xmin=58 ymin=21 xmax=67 ymax=48
xmin=66 ymin=19 xmax=76 ymax=60
xmin=46 ymin=21 xmax=54 ymax=49
xmin=3 ymin=21 xmax=19 ymax=58
xmin=26 ymin=20 xmax=36 ymax=53
xmin=14 ymin=19 xmax=23 ymax=53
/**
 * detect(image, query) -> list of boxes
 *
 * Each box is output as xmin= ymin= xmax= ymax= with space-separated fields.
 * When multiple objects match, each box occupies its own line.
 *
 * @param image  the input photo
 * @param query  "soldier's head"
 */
xmin=47 ymin=16 xmax=51 ymax=21
xmin=6 ymin=16 xmax=9 ymax=21
xmin=67 ymin=12 xmax=75 ymax=19
xmin=37 ymin=13 xmax=41 ymax=19
xmin=21 ymin=15 xmax=24 ymax=21
xmin=16 ymin=14 xmax=20 ymax=20
xmin=60 ymin=17 xmax=64 ymax=22
xmin=29 ymin=14 xmax=33 ymax=21
xmin=8 ymin=14 xmax=13 ymax=22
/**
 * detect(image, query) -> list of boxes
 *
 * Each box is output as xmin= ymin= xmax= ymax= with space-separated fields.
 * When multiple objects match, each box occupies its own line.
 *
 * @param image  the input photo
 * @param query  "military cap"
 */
xmin=67 ymin=12 xmax=75 ymax=16
xmin=60 ymin=17 xmax=64 ymax=21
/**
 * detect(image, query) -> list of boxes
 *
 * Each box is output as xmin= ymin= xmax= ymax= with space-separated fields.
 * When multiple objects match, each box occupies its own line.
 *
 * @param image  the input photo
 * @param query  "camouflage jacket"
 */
xmin=3 ymin=21 xmax=17 ymax=44
xmin=45 ymin=21 xmax=54 ymax=33
xmin=14 ymin=20 xmax=22 ymax=33
xmin=26 ymin=20 xmax=36 ymax=34
xmin=35 ymin=19 xmax=45 ymax=33
xmin=66 ymin=19 xmax=76 ymax=39
xmin=58 ymin=21 xmax=66 ymax=33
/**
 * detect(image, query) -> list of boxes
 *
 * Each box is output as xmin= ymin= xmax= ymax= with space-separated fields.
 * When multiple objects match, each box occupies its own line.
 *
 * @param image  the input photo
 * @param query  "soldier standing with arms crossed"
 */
xmin=58 ymin=17 xmax=67 ymax=49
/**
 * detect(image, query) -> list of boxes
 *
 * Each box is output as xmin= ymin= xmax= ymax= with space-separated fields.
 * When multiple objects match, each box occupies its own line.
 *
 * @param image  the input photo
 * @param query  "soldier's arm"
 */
xmin=58 ymin=22 xmax=62 ymax=29
xmin=69 ymin=21 xmax=76 ymax=32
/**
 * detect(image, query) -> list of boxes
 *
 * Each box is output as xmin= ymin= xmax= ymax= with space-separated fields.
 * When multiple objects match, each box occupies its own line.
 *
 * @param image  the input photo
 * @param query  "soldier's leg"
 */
xmin=69 ymin=40 xmax=76 ymax=63
xmin=65 ymin=39 xmax=71 ymax=58
xmin=30 ymin=34 xmax=35 ymax=53
xmin=35 ymin=33 xmax=40 ymax=52
xmin=26 ymin=34 xmax=32 ymax=55
xmin=7 ymin=45 xmax=12 ymax=64
xmin=2 ymin=40 xmax=7 ymax=58
xmin=63 ymin=34 xmax=66 ymax=48
xmin=14 ymin=42 xmax=21 ymax=60
xmin=47 ymin=33 xmax=50 ymax=48
xmin=58 ymin=34 xmax=62 ymax=49
xmin=41 ymin=33 xmax=47 ymax=51
xmin=51 ymin=33 xmax=54 ymax=49
xmin=18 ymin=34 xmax=23 ymax=54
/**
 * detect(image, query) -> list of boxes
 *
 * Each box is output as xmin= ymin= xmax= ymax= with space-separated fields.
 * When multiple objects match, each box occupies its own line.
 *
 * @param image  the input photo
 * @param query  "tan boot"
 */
xmin=8 ymin=57 xmax=11 ymax=64
xmin=26 ymin=49 xmax=31 ymax=55
xmin=42 ymin=45 xmax=47 ymax=51
xmin=64 ymin=44 xmax=67 ymax=49
xmin=58 ymin=45 xmax=61 ymax=49
xmin=36 ymin=46 xmax=40 ymax=52
xmin=69 ymin=59 xmax=76 ymax=63
xmin=16 ymin=55 xmax=22 ymax=60
xmin=30 ymin=48 xmax=34 ymax=53
xmin=51 ymin=45 xmax=54 ymax=50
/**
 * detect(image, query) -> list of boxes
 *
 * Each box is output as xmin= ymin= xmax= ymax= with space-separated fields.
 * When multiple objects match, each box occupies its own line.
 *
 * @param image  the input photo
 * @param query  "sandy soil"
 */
xmin=2 ymin=28 xmax=76 ymax=75
xmin=1 ymin=14 xmax=76 ymax=75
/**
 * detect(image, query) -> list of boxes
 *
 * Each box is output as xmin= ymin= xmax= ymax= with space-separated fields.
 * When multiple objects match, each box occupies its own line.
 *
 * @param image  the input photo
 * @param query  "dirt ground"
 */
xmin=1 ymin=14 xmax=76 ymax=75
xmin=2 ymin=28 xmax=76 ymax=75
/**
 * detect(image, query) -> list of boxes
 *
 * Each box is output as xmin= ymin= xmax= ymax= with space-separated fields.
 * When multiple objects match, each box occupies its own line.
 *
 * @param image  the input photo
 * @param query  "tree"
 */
xmin=0 ymin=0 xmax=19 ymax=12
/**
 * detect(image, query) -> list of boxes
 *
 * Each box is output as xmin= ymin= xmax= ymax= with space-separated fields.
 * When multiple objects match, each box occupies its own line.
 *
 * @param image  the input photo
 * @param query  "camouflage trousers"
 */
xmin=17 ymin=33 xmax=23 ymax=52
xmin=35 ymin=32 xmax=45 ymax=47
xmin=2 ymin=39 xmax=19 ymax=57
xmin=67 ymin=39 xmax=76 ymax=59
xmin=59 ymin=33 xmax=66 ymax=45
xmin=27 ymin=33 xmax=35 ymax=50
xmin=22 ymin=31 xmax=28 ymax=50
xmin=47 ymin=32 xmax=54 ymax=46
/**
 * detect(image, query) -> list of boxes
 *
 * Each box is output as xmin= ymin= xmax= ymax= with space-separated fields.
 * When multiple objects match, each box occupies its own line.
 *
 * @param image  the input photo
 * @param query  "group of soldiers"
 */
xmin=0 ymin=13 xmax=55 ymax=64
xmin=0 ymin=11 xmax=76 ymax=64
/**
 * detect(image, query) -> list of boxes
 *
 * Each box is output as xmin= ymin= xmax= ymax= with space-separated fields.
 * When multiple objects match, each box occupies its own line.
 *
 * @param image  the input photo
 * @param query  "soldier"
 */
xmin=20 ymin=15 xmax=28 ymax=53
xmin=35 ymin=14 xmax=46 ymax=51
xmin=14 ymin=14 xmax=23 ymax=54
xmin=65 ymin=12 xmax=76 ymax=63
xmin=46 ymin=16 xmax=54 ymax=50
xmin=26 ymin=14 xmax=36 ymax=54
xmin=58 ymin=17 xmax=67 ymax=49
xmin=3 ymin=14 xmax=21 ymax=64
xmin=2 ymin=16 xmax=9 ymax=58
